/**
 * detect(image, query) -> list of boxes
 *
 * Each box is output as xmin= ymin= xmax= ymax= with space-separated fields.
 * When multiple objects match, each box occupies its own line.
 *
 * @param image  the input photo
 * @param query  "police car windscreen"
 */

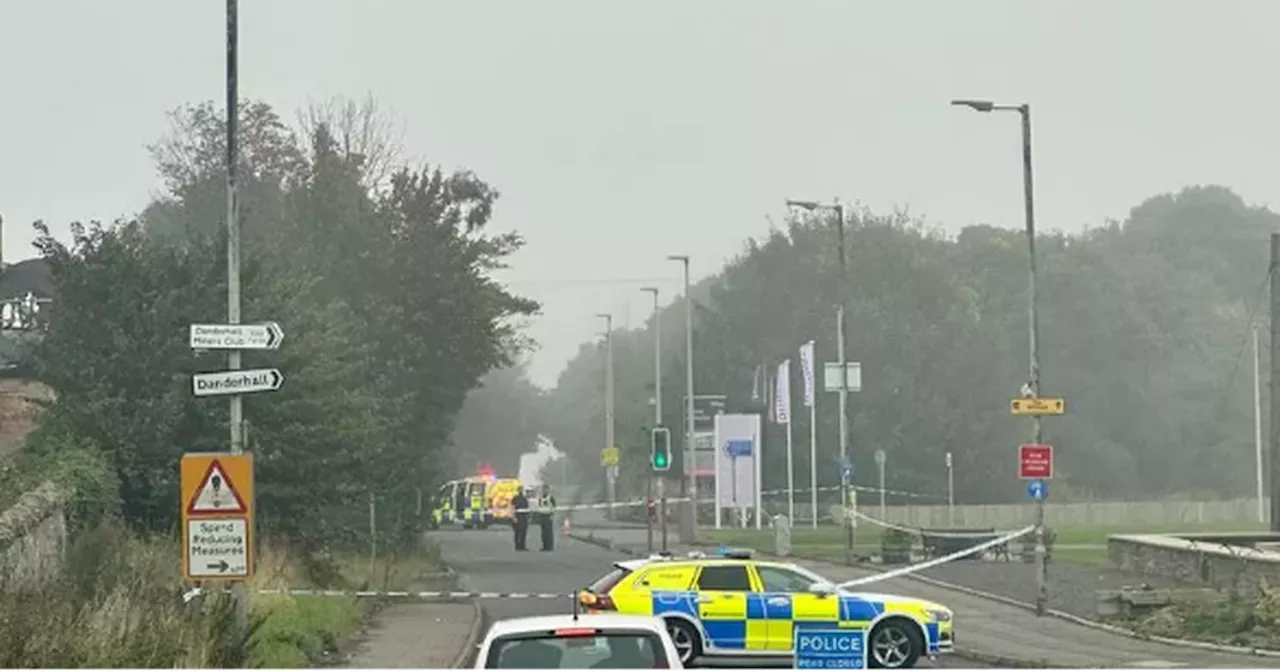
xmin=588 ymin=566 xmax=630 ymax=593
xmin=486 ymin=629 xmax=670 ymax=669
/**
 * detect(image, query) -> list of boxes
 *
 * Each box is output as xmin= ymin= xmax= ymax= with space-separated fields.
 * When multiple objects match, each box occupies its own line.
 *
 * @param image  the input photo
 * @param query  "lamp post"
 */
xmin=596 ymin=313 xmax=616 ymax=518
xmin=641 ymin=287 xmax=663 ymax=552
xmin=786 ymin=198 xmax=852 ymax=565
xmin=951 ymin=98 xmax=1046 ymax=616
xmin=667 ymin=255 xmax=696 ymax=540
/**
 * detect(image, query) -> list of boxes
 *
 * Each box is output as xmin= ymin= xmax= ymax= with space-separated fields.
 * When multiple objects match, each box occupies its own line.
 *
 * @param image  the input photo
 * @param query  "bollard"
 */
xmin=774 ymin=514 xmax=792 ymax=557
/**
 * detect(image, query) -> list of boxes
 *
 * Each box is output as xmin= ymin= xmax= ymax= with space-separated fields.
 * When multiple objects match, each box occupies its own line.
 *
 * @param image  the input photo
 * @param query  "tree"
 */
xmin=450 ymin=361 xmax=548 ymax=477
xmin=27 ymin=97 xmax=539 ymax=549
xmin=546 ymin=187 xmax=1274 ymax=504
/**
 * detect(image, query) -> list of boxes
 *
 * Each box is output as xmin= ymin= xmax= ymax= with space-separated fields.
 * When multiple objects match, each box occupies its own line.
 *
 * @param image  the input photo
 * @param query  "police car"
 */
xmin=577 ymin=549 xmax=953 ymax=668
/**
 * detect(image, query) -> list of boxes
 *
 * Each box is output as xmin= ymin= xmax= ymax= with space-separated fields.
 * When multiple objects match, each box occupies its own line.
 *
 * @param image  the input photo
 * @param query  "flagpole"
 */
xmin=781 ymin=359 xmax=794 ymax=525
xmin=778 ymin=358 xmax=788 ymax=522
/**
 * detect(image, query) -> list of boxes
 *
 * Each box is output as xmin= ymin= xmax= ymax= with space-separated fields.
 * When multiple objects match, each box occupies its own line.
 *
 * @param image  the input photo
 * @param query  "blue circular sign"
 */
xmin=1027 ymin=479 xmax=1047 ymax=501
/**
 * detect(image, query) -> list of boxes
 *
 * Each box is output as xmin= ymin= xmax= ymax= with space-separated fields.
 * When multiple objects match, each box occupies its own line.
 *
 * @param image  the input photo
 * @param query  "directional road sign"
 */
xmin=192 ymin=368 xmax=284 ymax=397
xmin=823 ymin=362 xmax=863 ymax=392
xmin=1018 ymin=444 xmax=1053 ymax=479
xmin=1028 ymin=479 xmax=1047 ymax=501
xmin=795 ymin=628 xmax=866 ymax=669
xmin=189 ymin=322 xmax=284 ymax=350
xmin=181 ymin=453 xmax=254 ymax=581
xmin=839 ymin=456 xmax=854 ymax=479
xmin=1010 ymin=397 xmax=1065 ymax=415
xmin=724 ymin=439 xmax=753 ymax=458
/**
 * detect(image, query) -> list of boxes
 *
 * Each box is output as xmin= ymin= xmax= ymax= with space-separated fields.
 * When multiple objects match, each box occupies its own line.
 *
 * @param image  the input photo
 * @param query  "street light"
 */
xmin=951 ymin=97 xmax=1045 ymax=616
xmin=641 ymin=287 xmax=666 ymax=552
xmin=785 ymin=198 xmax=853 ymax=566
xmin=596 ymin=313 xmax=616 ymax=518
xmin=667 ymin=254 xmax=696 ymax=540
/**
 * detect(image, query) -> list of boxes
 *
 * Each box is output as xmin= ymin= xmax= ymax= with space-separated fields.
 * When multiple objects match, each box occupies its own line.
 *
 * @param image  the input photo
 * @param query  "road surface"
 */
xmin=575 ymin=525 xmax=1279 ymax=669
xmin=432 ymin=527 xmax=983 ymax=668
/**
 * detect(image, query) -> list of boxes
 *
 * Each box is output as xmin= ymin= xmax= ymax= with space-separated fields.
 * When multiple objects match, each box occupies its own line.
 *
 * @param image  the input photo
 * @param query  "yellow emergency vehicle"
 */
xmin=577 ymin=549 xmax=954 ymax=668
xmin=486 ymin=478 xmax=524 ymax=525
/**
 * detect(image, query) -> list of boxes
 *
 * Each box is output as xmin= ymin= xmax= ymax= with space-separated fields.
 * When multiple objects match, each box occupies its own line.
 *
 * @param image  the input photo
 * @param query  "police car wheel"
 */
xmin=664 ymin=619 xmax=700 ymax=666
xmin=868 ymin=618 xmax=922 ymax=669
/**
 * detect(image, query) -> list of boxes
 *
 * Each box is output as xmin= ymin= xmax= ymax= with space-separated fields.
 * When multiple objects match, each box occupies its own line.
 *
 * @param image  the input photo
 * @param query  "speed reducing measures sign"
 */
xmin=181 ymin=453 xmax=254 ymax=580
xmin=794 ymin=628 xmax=866 ymax=669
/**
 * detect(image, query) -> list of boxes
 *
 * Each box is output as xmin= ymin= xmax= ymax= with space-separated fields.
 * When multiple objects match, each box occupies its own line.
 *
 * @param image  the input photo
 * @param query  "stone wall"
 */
xmin=0 ymin=480 xmax=70 ymax=589
xmin=823 ymin=497 xmax=1265 ymax=529
xmin=1107 ymin=533 xmax=1280 ymax=597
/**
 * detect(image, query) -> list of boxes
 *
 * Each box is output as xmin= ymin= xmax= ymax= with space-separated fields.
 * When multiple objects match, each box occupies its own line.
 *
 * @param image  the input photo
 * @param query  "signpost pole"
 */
xmin=223 ymin=0 xmax=248 ymax=637
xmin=875 ymin=449 xmax=886 ymax=521
xmin=946 ymin=452 xmax=955 ymax=527
xmin=1017 ymin=104 xmax=1049 ymax=619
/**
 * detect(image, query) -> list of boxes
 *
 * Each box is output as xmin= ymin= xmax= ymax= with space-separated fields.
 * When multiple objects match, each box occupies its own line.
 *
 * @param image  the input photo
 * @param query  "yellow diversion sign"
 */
xmin=1009 ymin=397 xmax=1065 ymax=415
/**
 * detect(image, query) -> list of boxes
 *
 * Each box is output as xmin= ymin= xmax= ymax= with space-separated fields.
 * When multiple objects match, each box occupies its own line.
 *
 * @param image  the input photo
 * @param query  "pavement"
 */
xmin=346 ymin=601 xmax=479 ymax=668
xmin=575 ymin=525 xmax=1280 ymax=669
xmin=432 ymin=526 xmax=983 ymax=668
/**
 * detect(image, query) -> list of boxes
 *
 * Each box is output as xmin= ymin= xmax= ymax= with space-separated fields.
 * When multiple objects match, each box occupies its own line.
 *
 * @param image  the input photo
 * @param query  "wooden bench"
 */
xmin=919 ymin=528 xmax=1010 ymax=561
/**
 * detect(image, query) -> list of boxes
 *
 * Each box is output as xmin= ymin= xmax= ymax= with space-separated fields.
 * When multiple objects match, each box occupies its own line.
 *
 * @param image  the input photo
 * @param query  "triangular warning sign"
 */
xmin=186 ymin=459 xmax=248 ymax=515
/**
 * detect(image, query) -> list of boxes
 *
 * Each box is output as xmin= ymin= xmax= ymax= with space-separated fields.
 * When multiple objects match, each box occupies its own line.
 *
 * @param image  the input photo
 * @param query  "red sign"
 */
xmin=1019 ymin=444 xmax=1053 ymax=479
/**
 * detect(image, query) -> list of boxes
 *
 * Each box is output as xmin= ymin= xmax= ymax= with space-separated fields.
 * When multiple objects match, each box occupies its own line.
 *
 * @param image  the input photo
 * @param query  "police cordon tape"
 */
xmin=847 ymin=508 xmax=1028 ymax=539
xmin=181 ymin=586 xmax=576 ymax=602
xmin=182 ymin=521 xmax=1039 ymax=603
xmin=511 ymin=483 xmax=944 ymax=516
xmin=834 ymin=524 xmax=1038 ymax=590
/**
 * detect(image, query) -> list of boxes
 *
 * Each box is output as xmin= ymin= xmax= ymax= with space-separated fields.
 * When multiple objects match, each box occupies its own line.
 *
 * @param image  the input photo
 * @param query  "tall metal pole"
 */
xmin=643 ymin=288 xmax=663 ymax=553
xmin=1268 ymin=234 xmax=1280 ymax=531
xmin=1255 ymin=325 xmax=1265 ymax=523
xmin=597 ymin=314 xmax=615 ymax=518
xmin=835 ymin=205 xmax=853 ymax=566
xmin=946 ymin=452 xmax=955 ymax=527
xmin=670 ymin=255 xmax=696 ymax=541
xmin=1017 ymin=104 xmax=1049 ymax=618
xmin=224 ymin=0 xmax=248 ymax=636
xmin=951 ymin=97 xmax=1047 ymax=614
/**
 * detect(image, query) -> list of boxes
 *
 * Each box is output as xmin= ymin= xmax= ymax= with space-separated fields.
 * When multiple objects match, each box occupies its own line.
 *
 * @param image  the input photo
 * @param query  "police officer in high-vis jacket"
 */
xmin=533 ymin=484 xmax=557 ymax=551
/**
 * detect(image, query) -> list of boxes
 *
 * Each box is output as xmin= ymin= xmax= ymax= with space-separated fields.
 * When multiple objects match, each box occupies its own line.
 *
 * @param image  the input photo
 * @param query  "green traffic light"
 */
xmin=654 ymin=454 xmax=668 ymax=467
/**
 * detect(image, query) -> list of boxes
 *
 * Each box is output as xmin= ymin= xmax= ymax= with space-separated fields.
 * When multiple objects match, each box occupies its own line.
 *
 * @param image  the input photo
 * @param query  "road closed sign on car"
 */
xmin=794 ymin=628 xmax=865 ymax=669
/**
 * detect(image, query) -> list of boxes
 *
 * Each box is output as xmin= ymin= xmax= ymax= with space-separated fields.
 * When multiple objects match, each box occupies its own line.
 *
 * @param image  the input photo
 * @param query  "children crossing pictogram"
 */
xmin=186 ymin=459 xmax=248 ymax=514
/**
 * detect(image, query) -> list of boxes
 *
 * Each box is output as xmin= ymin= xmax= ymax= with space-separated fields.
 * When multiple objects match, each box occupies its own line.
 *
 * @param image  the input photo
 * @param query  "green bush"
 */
xmin=0 ymin=521 xmax=251 ymax=668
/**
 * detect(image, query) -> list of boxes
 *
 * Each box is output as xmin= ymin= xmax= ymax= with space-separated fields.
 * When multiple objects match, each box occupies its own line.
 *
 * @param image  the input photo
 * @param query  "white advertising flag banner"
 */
xmin=799 ymin=341 xmax=816 ymax=408
xmin=713 ymin=413 xmax=763 ymax=526
xmin=774 ymin=360 xmax=791 ymax=424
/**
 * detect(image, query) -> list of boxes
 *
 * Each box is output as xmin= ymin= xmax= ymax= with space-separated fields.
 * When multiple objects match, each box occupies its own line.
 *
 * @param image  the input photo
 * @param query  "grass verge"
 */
xmin=249 ymin=535 xmax=456 ymax=668
xmin=0 ymin=517 xmax=454 ymax=668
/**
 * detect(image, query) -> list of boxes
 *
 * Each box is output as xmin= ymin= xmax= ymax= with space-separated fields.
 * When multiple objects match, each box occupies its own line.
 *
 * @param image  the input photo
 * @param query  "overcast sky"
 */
xmin=3 ymin=0 xmax=1278 ymax=387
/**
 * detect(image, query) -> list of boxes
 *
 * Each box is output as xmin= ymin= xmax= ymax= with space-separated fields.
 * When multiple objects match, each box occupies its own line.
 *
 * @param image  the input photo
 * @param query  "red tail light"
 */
xmin=553 ymin=628 xmax=599 ymax=637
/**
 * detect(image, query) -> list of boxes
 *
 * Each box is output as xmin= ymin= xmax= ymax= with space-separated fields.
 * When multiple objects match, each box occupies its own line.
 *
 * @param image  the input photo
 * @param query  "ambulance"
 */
xmin=428 ymin=466 xmax=525 ymax=529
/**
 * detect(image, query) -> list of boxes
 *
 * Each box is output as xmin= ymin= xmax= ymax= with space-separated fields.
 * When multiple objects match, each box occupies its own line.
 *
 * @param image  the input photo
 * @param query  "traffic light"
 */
xmin=651 ymin=426 xmax=672 ymax=471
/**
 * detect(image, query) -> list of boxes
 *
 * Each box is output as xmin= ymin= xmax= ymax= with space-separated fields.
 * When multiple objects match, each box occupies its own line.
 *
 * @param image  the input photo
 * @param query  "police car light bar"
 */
xmin=717 ymin=548 xmax=754 ymax=559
